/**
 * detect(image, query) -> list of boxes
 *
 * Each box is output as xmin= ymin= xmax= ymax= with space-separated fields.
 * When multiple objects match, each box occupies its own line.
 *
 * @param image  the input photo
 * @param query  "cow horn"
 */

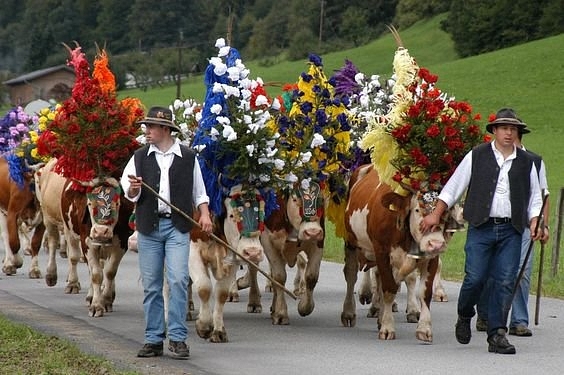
xmin=398 ymin=180 xmax=416 ymax=194
xmin=23 ymin=159 xmax=45 ymax=172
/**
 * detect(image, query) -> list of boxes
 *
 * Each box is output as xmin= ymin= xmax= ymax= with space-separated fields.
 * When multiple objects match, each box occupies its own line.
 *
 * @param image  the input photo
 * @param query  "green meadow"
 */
xmin=124 ymin=15 xmax=564 ymax=299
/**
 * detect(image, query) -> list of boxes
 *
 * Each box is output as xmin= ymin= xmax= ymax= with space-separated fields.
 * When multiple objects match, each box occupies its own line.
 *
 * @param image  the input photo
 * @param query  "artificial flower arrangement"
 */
xmin=274 ymin=54 xmax=354 ymax=237
xmin=0 ymin=106 xmax=38 ymax=155
xmin=361 ymin=33 xmax=489 ymax=195
xmin=331 ymin=59 xmax=396 ymax=172
xmin=192 ymin=38 xmax=284 ymax=217
xmin=14 ymin=105 xmax=58 ymax=167
xmin=37 ymin=43 xmax=144 ymax=190
xmin=171 ymin=97 xmax=202 ymax=146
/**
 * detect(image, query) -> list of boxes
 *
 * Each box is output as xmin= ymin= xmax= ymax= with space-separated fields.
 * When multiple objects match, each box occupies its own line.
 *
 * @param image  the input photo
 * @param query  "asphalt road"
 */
xmin=1 ymin=248 xmax=563 ymax=375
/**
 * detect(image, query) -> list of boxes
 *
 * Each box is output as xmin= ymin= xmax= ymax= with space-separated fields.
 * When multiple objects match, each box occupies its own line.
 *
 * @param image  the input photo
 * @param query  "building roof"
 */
xmin=3 ymin=65 xmax=74 ymax=86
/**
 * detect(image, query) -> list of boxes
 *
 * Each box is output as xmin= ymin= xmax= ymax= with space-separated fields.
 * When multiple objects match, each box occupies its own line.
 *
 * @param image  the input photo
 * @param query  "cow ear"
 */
xmin=381 ymin=192 xmax=405 ymax=212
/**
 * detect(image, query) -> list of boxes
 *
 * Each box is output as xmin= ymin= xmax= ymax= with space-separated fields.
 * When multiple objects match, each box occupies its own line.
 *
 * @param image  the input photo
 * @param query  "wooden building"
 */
xmin=3 ymin=65 xmax=75 ymax=106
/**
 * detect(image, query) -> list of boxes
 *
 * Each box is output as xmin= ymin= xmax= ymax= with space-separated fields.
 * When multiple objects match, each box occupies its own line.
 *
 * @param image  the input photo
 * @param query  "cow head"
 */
xmin=286 ymin=181 xmax=324 ymax=243
xmin=381 ymin=189 xmax=447 ymax=259
xmin=82 ymin=177 xmax=122 ymax=245
xmin=223 ymin=185 xmax=265 ymax=264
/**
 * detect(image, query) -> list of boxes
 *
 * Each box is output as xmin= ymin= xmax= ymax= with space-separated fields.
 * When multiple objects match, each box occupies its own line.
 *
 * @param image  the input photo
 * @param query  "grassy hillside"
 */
xmin=126 ymin=16 xmax=564 ymax=297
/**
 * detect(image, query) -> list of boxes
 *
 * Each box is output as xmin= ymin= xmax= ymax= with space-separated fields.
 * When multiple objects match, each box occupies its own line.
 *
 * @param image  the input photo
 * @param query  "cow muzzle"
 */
xmin=89 ymin=224 xmax=114 ymax=244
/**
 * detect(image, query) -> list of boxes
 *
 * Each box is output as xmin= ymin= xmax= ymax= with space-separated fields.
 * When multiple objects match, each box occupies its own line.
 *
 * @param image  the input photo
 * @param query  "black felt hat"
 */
xmin=486 ymin=108 xmax=527 ymax=134
xmin=137 ymin=106 xmax=179 ymax=131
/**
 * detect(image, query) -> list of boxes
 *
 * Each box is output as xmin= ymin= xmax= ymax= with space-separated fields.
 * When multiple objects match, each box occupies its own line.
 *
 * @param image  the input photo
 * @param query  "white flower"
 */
xmin=246 ymin=145 xmax=255 ymax=156
xmin=210 ymin=127 xmax=219 ymax=137
xmin=173 ymin=99 xmax=183 ymax=110
xmin=216 ymin=116 xmax=231 ymax=126
xmin=310 ymin=133 xmax=326 ymax=148
xmin=300 ymin=151 xmax=312 ymax=163
xmin=215 ymin=38 xmax=226 ymax=48
xmin=222 ymin=125 xmax=237 ymax=141
xmin=195 ymin=112 xmax=202 ymax=122
xmin=274 ymin=159 xmax=285 ymax=170
xmin=271 ymin=97 xmax=281 ymax=110
xmin=212 ymin=82 xmax=223 ymax=93
xmin=210 ymin=104 xmax=223 ymax=115
xmin=259 ymin=174 xmax=271 ymax=182
xmin=218 ymin=46 xmax=230 ymax=57
xmin=300 ymin=178 xmax=311 ymax=190
xmin=227 ymin=66 xmax=240 ymax=81
xmin=213 ymin=62 xmax=227 ymax=76
xmin=285 ymin=172 xmax=298 ymax=184
xmin=354 ymin=72 xmax=365 ymax=85
xmin=255 ymin=95 xmax=269 ymax=107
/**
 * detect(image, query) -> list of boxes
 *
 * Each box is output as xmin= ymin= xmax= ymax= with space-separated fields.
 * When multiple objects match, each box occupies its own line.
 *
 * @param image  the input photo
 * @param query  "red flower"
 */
xmin=426 ymin=124 xmax=440 ymax=137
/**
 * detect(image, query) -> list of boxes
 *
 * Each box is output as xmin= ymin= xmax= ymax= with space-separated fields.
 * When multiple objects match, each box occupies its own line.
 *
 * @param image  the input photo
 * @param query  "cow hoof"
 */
xmin=228 ymin=292 xmax=240 ymax=302
xmin=45 ymin=274 xmax=57 ymax=287
xmin=298 ymin=300 xmax=314 ymax=317
xmin=271 ymin=315 xmax=290 ymax=325
xmin=59 ymin=251 xmax=68 ymax=258
xmin=196 ymin=323 xmax=213 ymax=339
xmin=2 ymin=265 xmax=17 ymax=276
xmin=392 ymin=301 xmax=398 ymax=312
xmin=89 ymin=308 xmax=105 ymax=318
xmin=186 ymin=312 xmax=198 ymax=321
xmin=65 ymin=284 xmax=80 ymax=294
xmin=416 ymin=329 xmax=433 ymax=342
xmin=210 ymin=329 xmax=228 ymax=343
xmin=341 ymin=312 xmax=356 ymax=328
xmin=366 ymin=306 xmax=378 ymax=318
xmin=406 ymin=312 xmax=420 ymax=323
xmin=358 ymin=293 xmax=372 ymax=305
xmin=433 ymin=292 xmax=448 ymax=302
xmin=379 ymin=330 xmax=396 ymax=340
xmin=247 ymin=303 xmax=262 ymax=313
xmin=28 ymin=268 xmax=42 ymax=279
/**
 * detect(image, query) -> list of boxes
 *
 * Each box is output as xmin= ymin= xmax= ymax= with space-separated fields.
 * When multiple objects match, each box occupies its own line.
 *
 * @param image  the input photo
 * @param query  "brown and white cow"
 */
xmin=341 ymin=164 xmax=449 ymax=342
xmin=0 ymin=156 xmax=45 ymax=277
xmin=189 ymin=185 xmax=265 ymax=342
xmin=36 ymin=158 xmax=134 ymax=317
xmin=259 ymin=182 xmax=325 ymax=325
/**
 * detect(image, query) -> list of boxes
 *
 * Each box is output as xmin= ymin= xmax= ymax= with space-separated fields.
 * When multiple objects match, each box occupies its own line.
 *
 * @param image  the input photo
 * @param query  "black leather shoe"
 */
xmin=488 ymin=329 xmax=516 ymax=354
xmin=168 ymin=340 xmax=190 ymax=359
xmin=137 ymin=342 xmax=163 ymax=357
xmin=455 ymin=316 xmax=472 ymax=344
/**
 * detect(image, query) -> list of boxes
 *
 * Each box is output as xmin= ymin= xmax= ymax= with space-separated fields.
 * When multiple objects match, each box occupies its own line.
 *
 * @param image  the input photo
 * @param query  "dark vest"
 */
xmin=133 ymin=144 xmax=195 ymax=234
xmin=463 ymin=143 xmax=532 ymax=233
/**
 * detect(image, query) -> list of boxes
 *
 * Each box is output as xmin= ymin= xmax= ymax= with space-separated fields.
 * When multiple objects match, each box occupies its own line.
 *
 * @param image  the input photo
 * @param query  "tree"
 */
xmin=339 ymin=6 xmax=369 ymax=47
xmin=95 ymin=0 xmax=135 ymax=54
xmin=539 ymin=0 xmax=564 ymax=36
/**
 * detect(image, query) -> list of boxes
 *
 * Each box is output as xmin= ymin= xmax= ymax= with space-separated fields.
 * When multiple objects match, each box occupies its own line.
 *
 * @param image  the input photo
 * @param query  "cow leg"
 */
xmin=85 ymin=243 xmax=104 ymax=316
xmin=44 ymin=222 xmax=60 ymax=286
xmin=189 ymin=241 xmax=214 ymax=339
xmin=263 ymin=237 xmax=289 ymax=325
xmin=415 ymin=257 xmax=438 ymax=343
xmin=210 ymin=267 xmax=236 ymax=343
xmin=99 ymin=243 xmax=124 ymax=314
xmin=432 ymin=256 xmax=448 ymax=302
xmin=1 ymin=213 xmax=23 ymax=275
xmin=358 ymin=268 xmax=372 ymax=305
xmin=293 ymin=252 xmax=307 ymax=296
xmin=298 ymin=245 xmax=321 ymax=317
xmin=228 ymin=266 xmax=245 ymax=302
xmin=404 ymin=270 xmax=421 ymax=323
xmin=27 ymin=222 xmax=45 ymax=279
xmin=376 ymin=251 xmax=399 ymax=340
xmin=246 ymin=265 xmax=262 ymax=313
xmin=366 ymin=267 xmax=381 ymax=318
xmin=341 ymin=244 xmax=358 ymax=327
xmin=63 ymin=231 xmax=82 ymax=294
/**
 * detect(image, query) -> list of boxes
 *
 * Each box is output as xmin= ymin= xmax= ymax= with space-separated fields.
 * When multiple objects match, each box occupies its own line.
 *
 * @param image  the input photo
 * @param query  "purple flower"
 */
xmin=332 ymin=59 xmax=361 ymax=99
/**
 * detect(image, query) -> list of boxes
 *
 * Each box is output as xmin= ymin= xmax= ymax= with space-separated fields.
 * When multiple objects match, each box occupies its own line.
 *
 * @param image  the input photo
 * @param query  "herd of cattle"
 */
xmin=0 ymin=153 xmax=464 ymax=344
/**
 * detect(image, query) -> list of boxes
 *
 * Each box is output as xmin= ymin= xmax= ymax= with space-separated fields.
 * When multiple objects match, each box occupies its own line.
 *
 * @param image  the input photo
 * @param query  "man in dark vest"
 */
xmin=421 ymin=108 xmax=543 ymax=354
xmin=121 ymin=106 xmax=213 ymax=359
xmin=475 ymin=120 xmax=550 ymax=336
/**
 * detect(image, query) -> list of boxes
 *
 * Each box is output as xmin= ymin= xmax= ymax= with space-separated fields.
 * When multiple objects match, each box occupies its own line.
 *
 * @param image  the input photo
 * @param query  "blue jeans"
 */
xmin=510 ymin=228 xmax=533 ymax=328
xmin=458 ymin=221 xmax=522 ymax=337
xmin=137 ymin=218 xmax=189 ymax=344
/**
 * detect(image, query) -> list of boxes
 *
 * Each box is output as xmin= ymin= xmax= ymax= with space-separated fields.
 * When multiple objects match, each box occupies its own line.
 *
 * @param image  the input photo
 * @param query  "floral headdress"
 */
xmin=192 ymin=38 xmax=283 ymax=217
xmin=361 ymin=30 xmax=489 ymax=195
xmin=274 ymin=54 xmax=354 ymax=237
xmin=37 ymin=44 xmax=144 ymax=190
xmin=0 ymin=106 xmax=50 ymax=188
xmin=332 ymin=59 xmax=396 ymax=172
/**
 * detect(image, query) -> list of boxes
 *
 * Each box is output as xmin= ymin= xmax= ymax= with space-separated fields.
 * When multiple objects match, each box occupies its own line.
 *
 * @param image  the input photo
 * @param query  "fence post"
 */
xmin=550 ymin=187 xmax=563 ymax=277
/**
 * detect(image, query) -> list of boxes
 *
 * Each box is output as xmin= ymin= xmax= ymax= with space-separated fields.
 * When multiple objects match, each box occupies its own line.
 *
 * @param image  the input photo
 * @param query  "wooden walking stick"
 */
xmin=534 ymin=238 xmax=545 ymax=325
xmin=129 ymin=175 xmax=297 ymax=300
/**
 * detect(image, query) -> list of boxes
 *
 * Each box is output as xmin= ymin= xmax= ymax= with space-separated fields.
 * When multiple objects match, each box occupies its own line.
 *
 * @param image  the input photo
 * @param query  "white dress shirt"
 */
xmin=438 ymin=141 xmax=542 ymax=222
xmin=120 ymin=140 xmax=209 ymax=213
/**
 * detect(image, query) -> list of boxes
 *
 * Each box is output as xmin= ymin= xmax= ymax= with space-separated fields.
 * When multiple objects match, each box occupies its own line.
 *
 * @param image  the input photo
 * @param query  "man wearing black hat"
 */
xmin=475 ymin=119 xmax=550 ymax=337
xmin=120 ymin=106 xmax=213 ymax=359
xmin=421 ymin=108 xmax=543 ymax=354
